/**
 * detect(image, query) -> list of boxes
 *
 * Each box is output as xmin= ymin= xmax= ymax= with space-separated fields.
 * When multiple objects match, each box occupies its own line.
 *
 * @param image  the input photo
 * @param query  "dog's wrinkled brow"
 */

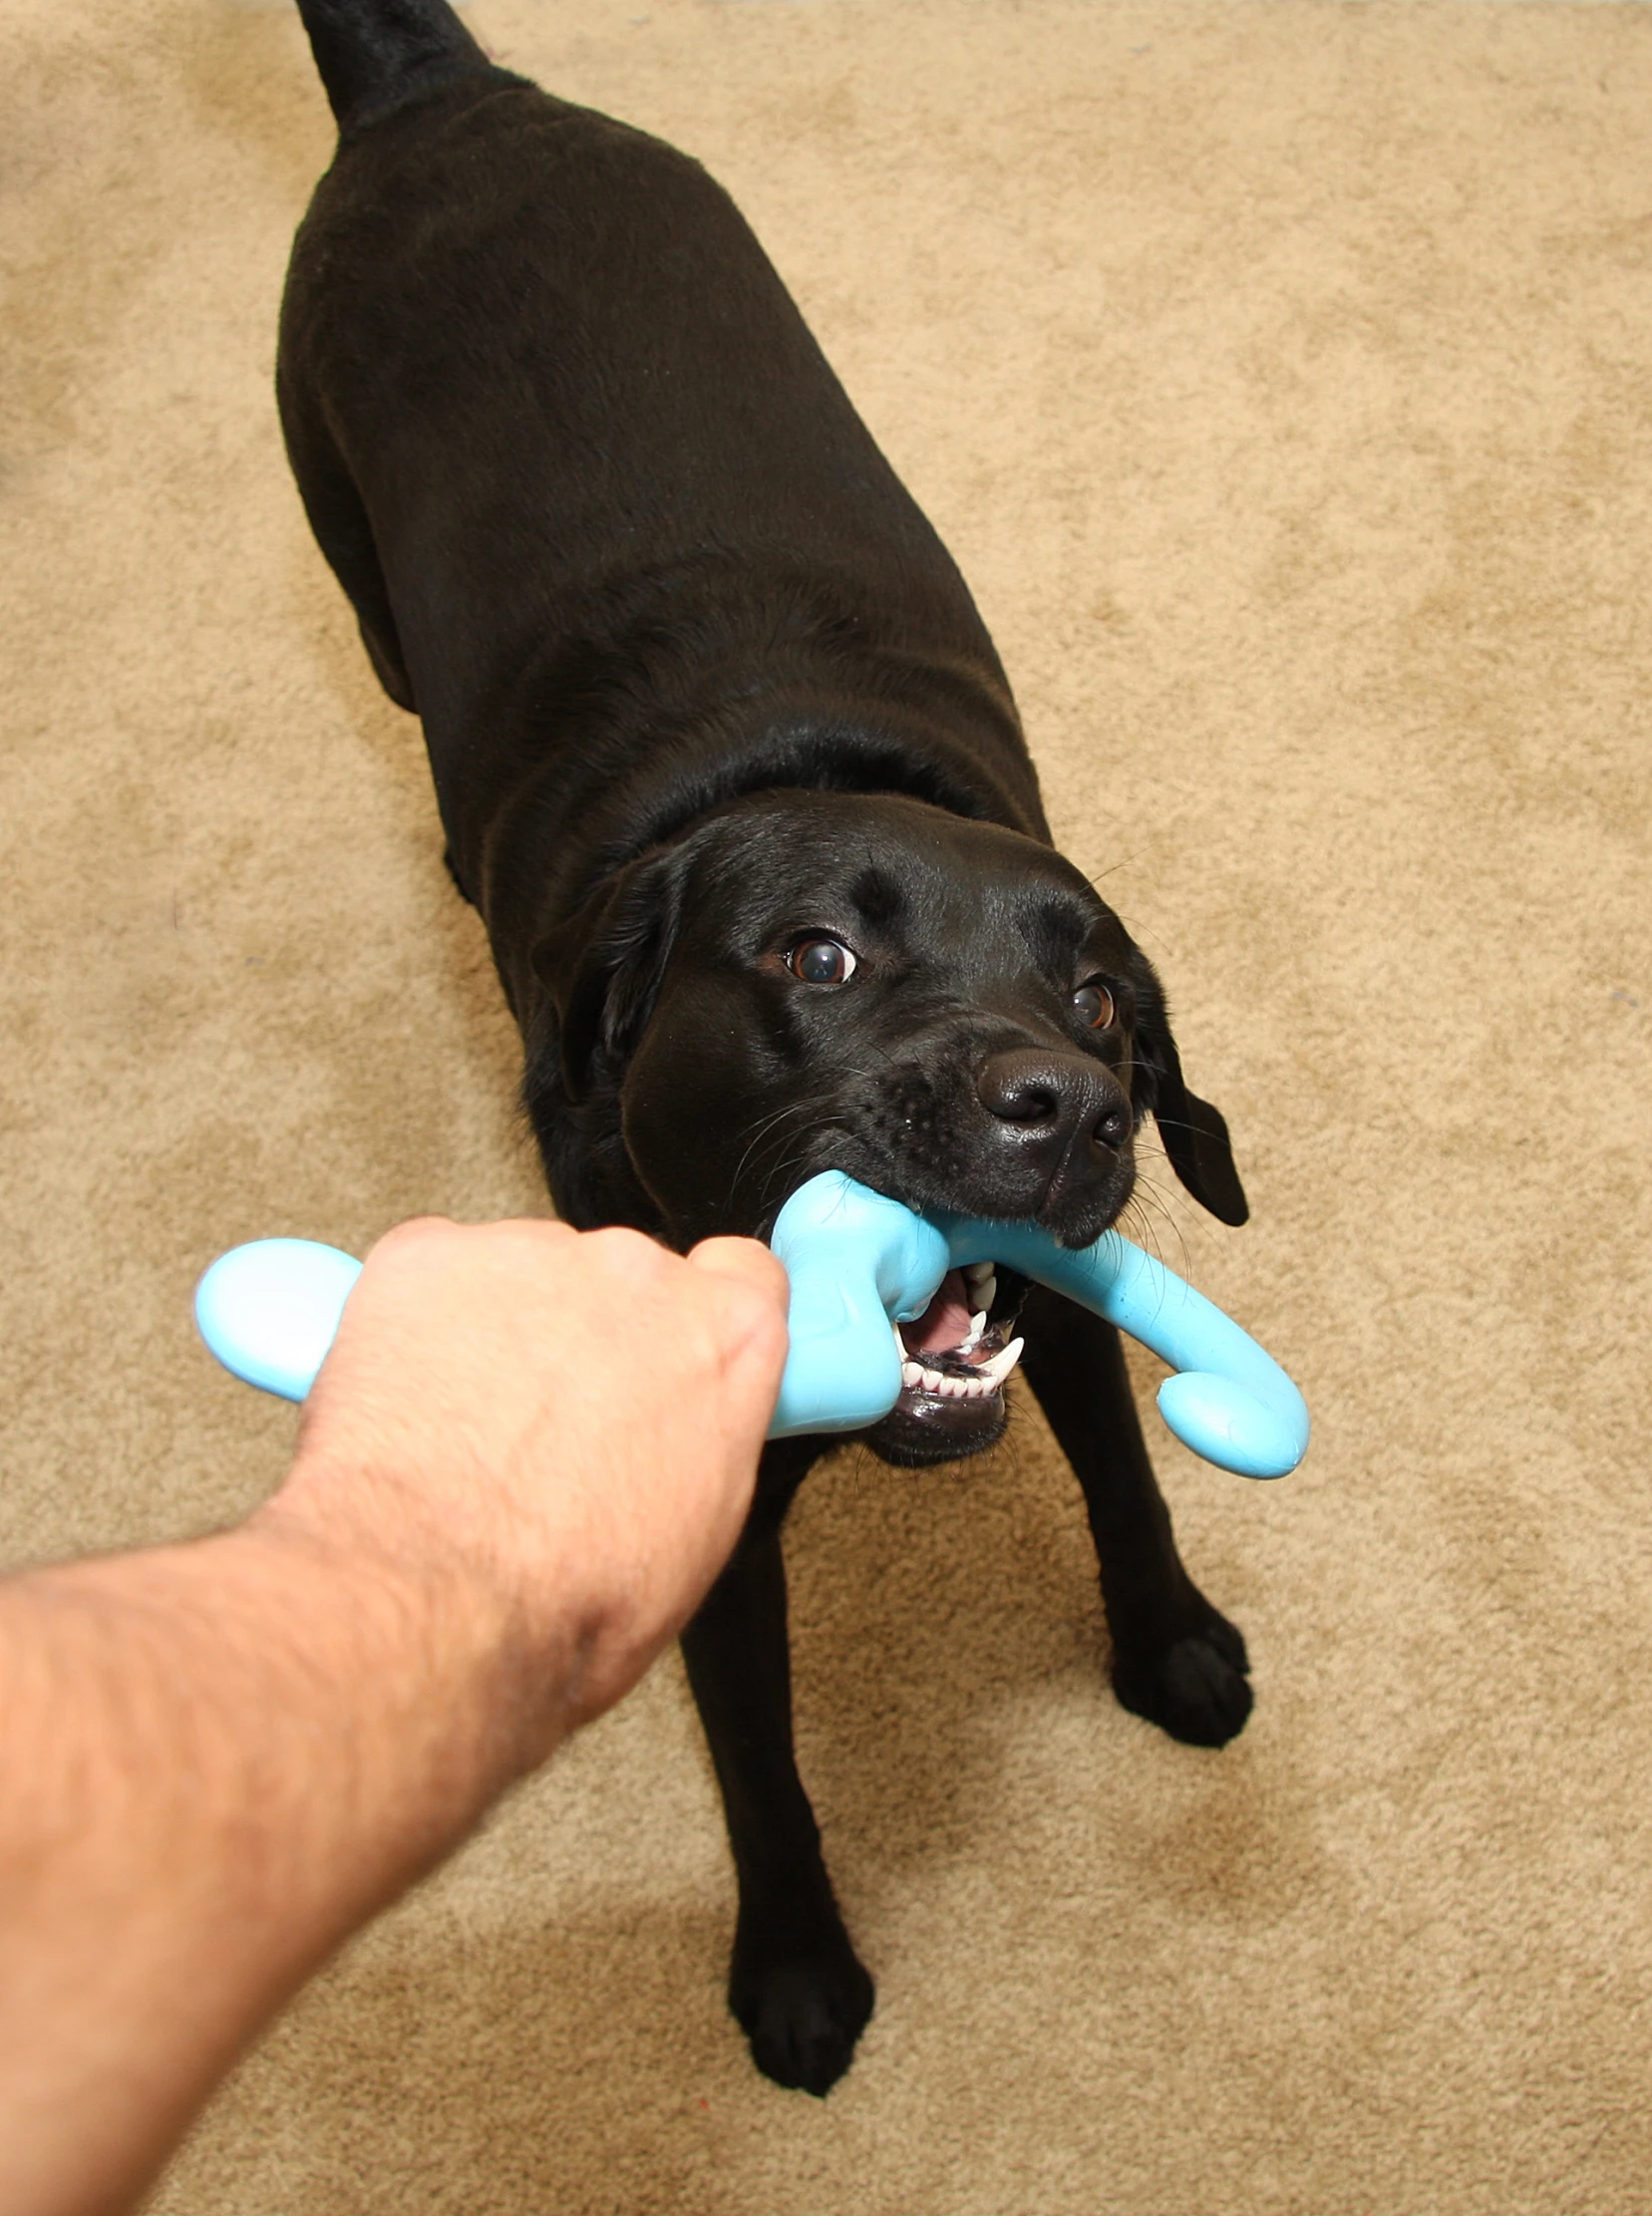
xmin=847 ymin=864 xmax=908 ymax=931
xmin=1015 ymin=893 xmax=1107 ymax=977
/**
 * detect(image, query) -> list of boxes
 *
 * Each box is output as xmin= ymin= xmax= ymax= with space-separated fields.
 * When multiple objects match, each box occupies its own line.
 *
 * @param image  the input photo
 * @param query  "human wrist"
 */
xmin=51 ymin=1513 xmax=551 ymax=1896
xmin=246 ymin=1451 xmax=580 ymax=1793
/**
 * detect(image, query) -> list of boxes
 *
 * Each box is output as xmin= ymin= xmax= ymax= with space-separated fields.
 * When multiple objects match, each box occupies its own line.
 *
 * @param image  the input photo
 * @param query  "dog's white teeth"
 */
xmin=975 ymin=1336 xmax=1025 ymax=1391
xmin=895 ymin=1322 xmax=1022 ymax=1402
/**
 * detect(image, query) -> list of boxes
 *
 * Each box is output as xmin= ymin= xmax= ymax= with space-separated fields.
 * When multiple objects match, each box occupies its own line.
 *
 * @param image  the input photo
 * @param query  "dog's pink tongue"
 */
xmin=901 ymin=1268 xmax=975 ymax=1355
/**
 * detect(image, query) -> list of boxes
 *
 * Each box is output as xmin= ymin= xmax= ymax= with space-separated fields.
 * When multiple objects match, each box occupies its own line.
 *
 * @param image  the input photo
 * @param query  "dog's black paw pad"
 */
xmin=733 ymin=1951 xmax=875 ymax=2096
xmin=1114 ymin=1619 xmax=1252 ymax=1748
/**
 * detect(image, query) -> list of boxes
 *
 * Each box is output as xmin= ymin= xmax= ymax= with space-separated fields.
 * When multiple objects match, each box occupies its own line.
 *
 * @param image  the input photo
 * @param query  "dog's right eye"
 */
xmin=788 ymin=938 xmax=858 ymax=986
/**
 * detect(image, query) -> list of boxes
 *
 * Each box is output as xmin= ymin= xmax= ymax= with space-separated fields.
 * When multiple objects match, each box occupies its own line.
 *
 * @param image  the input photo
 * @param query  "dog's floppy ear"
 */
xmin=1129 ymin=954 xmax=1249 ymax=1227
xmin=531 ymin=838 xmax=699 ymax=1103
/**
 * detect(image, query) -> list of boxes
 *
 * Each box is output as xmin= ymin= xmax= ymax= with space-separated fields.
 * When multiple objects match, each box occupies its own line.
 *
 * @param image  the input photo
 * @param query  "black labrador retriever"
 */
xmin=279 ymin=0 xmax=1254 ymax=2095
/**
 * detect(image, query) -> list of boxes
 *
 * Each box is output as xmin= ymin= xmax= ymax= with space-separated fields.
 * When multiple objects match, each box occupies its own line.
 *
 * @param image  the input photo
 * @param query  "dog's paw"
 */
xmin=1112 ymin=1607 xmax=1252 ymax=1748
xmin=729 ymin=1919 xmax=875 ymax=2096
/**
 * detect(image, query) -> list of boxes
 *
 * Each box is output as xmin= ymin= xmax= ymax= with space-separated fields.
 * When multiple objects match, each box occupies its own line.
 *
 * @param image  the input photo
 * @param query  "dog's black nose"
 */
xmin=976 ymin=1048 xmax=1132 ymax=1159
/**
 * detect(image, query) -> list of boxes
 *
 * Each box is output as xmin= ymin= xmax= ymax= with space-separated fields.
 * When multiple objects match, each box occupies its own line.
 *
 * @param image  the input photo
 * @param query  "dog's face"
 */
xmin=536 ymin=790 xmax=1245 ymax=1465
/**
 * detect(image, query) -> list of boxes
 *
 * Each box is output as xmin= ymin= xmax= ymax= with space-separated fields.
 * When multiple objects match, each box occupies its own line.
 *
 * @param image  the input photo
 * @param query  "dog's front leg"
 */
xmin=679 ymin=1443 xmax=874 ymax=2096
xmin=1018 ymin=1288 xmax=1253 ymax=1747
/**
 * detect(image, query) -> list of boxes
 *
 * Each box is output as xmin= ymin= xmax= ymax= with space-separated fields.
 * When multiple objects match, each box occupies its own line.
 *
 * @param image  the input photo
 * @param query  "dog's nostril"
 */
xmin=1095 ymin=1103 xmax=1131 ymax=1150
xmin=977 ymin=1061 xmax=1061 ymax=1125
xmin=1002 ymin=1081 xmax=1059 ymax=1125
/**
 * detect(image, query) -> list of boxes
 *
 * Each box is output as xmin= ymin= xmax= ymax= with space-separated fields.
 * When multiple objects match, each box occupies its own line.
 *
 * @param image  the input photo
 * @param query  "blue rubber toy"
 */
xmin=195 ymin=1170 xmax=1308 ymax=1479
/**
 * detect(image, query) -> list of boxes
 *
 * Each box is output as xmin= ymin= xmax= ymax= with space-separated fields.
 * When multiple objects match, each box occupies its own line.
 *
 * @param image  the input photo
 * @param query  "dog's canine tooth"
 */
xmin=975 ymin=1335 xmax=1025 ymax=1391
xmin=963 ymin=1259 xmax=995 ymax=1286
xmin=891 ymin=1334 xmax=1025 ymax=1403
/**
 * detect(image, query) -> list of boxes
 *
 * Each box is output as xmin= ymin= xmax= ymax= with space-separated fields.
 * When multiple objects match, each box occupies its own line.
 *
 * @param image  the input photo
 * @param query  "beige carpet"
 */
xmin=4 ymin=0 xmax=1651 ymax=2207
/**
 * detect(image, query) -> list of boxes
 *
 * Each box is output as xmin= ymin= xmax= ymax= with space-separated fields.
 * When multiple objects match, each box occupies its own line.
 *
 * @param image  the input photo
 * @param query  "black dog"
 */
xmin=279 ymin=0 xmax=1255 ymax=2095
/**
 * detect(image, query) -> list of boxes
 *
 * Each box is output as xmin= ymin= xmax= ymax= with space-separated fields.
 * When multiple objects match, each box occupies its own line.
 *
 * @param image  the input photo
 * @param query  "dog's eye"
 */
xmin=1072 ymin=981 xmax=1116 ymax=1029
xmin=788 ymin=938 xmax=857 ymax=986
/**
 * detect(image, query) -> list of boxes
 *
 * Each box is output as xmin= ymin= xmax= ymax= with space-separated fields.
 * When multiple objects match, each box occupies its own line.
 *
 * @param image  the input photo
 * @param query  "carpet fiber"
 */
xmin=4 ymin=1 xmax=1650 ymax=2209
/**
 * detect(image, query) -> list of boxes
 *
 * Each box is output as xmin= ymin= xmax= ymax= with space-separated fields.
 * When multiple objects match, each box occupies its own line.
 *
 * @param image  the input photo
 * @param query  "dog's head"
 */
xmin=530 ymin=790 xmax=1246 ymax=1464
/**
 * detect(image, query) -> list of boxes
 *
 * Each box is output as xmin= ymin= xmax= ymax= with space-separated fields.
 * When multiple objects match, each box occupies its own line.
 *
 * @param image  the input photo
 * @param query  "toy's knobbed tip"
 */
xmin=1156 ymin=1372 xmax=1309 ymax=1481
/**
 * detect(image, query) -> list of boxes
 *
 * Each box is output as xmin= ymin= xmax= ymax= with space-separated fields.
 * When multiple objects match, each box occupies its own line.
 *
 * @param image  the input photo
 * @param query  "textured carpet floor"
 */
xmin=4 ymin=0 xmax=1651 ymax=2209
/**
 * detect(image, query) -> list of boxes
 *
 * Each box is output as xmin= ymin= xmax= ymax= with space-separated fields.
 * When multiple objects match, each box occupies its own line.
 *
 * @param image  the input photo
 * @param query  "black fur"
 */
xmin=280 ymin=0 xmax=1254 ymax=2096
xmin=296 ymin=0 xmax=487 ymax=130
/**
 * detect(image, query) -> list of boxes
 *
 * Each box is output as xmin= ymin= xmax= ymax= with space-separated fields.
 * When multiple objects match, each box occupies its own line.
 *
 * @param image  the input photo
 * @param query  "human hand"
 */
xmin=256 ymin=1217 xmax=789 ymax=1758
xmin=0 ymin=1221 xmax=783 ymax=2216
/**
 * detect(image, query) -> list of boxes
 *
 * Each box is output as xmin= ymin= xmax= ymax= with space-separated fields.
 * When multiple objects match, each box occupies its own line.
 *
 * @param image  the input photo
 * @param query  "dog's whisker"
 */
xmin=730 ymin=1099 xmax=849 ymax=1191
xmin=732 ymin=1060 xmax=898 ymax=1200
xmin=1118 ymin=1173 xmax=1194 ymax=1284
xmin=757 ymin=1135 xmax=852 ymax=1209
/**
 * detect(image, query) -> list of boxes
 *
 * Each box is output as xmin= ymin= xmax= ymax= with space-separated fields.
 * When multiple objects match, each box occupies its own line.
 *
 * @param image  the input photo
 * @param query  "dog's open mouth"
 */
xmin=894 ymin=1259 xmax=1024 ymax=1405
xmin=862 ymin=1256 xmax=1029 ymax=1465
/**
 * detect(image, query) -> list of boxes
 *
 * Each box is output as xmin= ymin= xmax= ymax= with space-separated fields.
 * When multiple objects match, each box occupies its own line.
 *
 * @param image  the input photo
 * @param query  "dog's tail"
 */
xmin=293 ymin=0 xmax=497 ymax=133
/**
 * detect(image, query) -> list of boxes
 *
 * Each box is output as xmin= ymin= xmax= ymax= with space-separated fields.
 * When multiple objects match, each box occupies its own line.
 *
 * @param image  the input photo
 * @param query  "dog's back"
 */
xmin=279 ymin=0 xmax=1039 ymax=992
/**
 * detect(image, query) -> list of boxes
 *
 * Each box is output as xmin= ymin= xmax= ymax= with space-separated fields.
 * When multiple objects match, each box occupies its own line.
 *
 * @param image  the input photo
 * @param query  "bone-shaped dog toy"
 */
xmin=194 ymin=1170 xmax=1308 ymax=1478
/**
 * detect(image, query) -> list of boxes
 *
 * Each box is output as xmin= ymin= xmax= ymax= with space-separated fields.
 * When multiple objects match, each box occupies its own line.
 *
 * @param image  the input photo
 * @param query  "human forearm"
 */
xmin=0 ymin=1519 xmax=543 ymax=2216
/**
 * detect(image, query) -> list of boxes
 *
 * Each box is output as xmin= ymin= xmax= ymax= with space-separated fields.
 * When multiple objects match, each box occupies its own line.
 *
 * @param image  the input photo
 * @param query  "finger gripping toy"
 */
xmin=195 ymin=1171 xmax=1308 ymax=1478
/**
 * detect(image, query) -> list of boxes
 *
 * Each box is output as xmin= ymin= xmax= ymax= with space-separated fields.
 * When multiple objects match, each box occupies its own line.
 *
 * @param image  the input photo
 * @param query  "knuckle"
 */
xmin=585 ymin=1223 xmax=666 ymax=1268
xmin=372 ymin=1214 xmax=458 ymax=1260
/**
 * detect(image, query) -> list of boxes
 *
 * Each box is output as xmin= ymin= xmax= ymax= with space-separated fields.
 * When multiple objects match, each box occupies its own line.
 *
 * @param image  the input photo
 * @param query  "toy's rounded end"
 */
xmin=195 ymin=1239 xmax=362 ymax=1404
xmin=1156 ymin=1372 xmax=1309 ymax=1480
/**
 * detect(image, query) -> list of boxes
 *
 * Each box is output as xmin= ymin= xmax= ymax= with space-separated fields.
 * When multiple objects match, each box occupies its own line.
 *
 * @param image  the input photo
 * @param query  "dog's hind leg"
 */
xmin=275 ymin=370 xmax=418 ymax=715
xmin=1017 ymin=1288 xmax=1253 ymax=1747
xmin=679 ymin=1446 xmax=874 ymax=2096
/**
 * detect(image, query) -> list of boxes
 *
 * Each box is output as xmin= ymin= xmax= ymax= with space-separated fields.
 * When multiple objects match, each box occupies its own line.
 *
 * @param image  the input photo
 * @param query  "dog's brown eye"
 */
xmin=789 ymin=938 xmax=857 ymax=986
xmin=1072 ymin=981 xmax=1116 ymax=1029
